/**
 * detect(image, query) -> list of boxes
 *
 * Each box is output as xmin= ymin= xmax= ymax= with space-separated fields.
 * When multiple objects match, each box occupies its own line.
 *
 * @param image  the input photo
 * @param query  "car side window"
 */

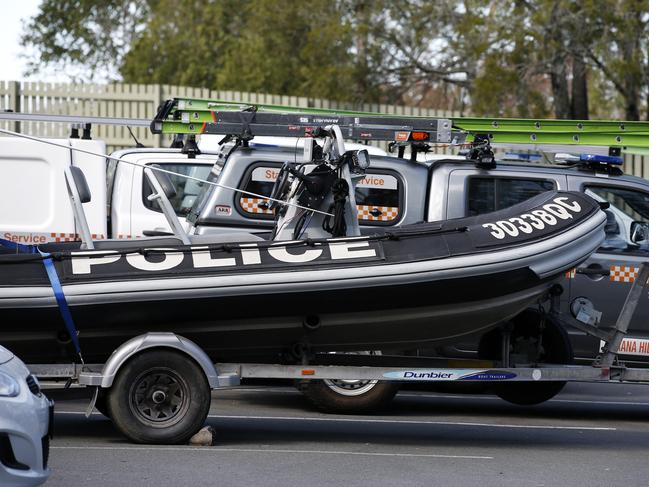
xmin=467 ymin=177 xmax=555 ymax=216
xmin=142 ymin=163 xmax=213 ymax=216
xmin=585 ymin=185 xmax=649 ymax=253
xmin=237 ymin=164 xmax=402 ymax=225
xmin=354 ymin=172 xmax=402 ymax=225
xmin=237 ymin=164 xmax=281 ymax=219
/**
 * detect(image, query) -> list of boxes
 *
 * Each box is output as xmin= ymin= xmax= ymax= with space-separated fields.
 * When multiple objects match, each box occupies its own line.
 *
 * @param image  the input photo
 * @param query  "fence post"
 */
xmin=153 ymin=83 xmax=163 ymax=148
xmin=9 ymin=81 xmax=21 ymax=133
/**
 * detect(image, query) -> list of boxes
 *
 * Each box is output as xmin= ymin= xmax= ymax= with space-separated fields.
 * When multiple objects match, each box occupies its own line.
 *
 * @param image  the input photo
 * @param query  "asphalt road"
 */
xmin=44 ymin=382 xmax=649 ymax=487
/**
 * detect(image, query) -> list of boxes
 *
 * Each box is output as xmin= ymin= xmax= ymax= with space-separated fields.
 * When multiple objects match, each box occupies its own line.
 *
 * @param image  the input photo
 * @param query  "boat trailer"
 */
xmin=29 ymin=263 xmax=649 ymax=393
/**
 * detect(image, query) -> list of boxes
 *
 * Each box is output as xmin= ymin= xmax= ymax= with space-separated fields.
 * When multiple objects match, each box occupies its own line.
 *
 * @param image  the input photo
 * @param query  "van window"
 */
xmin=467 ymin=177 xmax=555 ymax=216
xmin=237 ymin=164 xmax=402 ymax=225
xmin=585 ymin=185 xmax=649 ymax=252
xmin=143 ymin=163 xmax=213 ymax=216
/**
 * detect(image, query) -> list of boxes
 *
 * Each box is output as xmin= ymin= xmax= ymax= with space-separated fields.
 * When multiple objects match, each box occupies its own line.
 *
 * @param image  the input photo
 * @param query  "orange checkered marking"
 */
xmin=240 ymin=197 xmax=273 ymax=215
xmin=356 ymin=205 xmax=399 ymax=222
xmin=239 ymin=198 xmax=400 ymax=222
xmin=50 ymin=232 xmax=106 ymax=242
xmin=610 ymin=265 xmax=639 ymax=283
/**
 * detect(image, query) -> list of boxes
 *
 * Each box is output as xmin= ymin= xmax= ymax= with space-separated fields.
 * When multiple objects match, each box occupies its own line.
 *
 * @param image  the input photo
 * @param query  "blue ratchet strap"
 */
xmin=0 ymin=238 xmax=83 ymax=362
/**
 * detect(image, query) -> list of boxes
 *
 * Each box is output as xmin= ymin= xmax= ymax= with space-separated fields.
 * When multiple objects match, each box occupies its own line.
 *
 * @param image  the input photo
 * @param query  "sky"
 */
xmin=0 ymin=0 xmax=56 ymax=81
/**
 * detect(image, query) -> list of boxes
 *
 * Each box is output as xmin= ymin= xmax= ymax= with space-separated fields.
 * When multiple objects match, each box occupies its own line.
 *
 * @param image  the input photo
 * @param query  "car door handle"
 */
xmin=576 ymin=267 xmax=610 ymax=276
xmin=369 ymin=208 xmax=382 ymax=217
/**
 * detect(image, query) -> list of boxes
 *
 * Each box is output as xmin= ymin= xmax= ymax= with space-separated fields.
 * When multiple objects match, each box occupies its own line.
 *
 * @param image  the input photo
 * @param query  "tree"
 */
xmin=20 ymin=0 xmax=649 ymax=119
xmin=120 ymin=0 xmax=377 ymax=103
xmin=581 ymin=0 xmax=649 ymax=120
xmin=21 ymin=0 xmax=150 ymax=81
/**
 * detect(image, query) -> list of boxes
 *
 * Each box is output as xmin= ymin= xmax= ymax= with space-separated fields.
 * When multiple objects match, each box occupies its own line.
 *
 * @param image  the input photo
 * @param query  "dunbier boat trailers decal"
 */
xmin=383 ymin=369 xmax=518 ymax=381
xmin=64 ymin=240 xmax=385 ymax=279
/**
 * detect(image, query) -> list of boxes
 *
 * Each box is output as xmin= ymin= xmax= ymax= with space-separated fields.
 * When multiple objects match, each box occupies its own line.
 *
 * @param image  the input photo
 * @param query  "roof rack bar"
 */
xmin=151 ymin=102 xmax=457 ymax=144
xmin=0 ymin=112 xmax=149 ymax=126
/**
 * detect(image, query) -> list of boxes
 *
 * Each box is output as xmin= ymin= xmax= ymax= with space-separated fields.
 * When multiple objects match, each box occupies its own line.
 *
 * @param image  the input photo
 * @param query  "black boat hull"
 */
xmin=1 ymin=267 xmax=549 ymax=363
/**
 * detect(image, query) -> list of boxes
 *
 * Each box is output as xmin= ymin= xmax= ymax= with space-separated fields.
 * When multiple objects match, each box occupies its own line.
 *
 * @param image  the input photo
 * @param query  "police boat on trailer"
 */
xmin=0 ymin=104 xmax=606 ymax=364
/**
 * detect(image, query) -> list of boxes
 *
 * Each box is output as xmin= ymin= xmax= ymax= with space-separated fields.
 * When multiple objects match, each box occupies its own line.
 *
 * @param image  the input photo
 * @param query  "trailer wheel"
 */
xmin=106 ymin=350 xmax=211 ymax=444
xmin=302 ymin=379 xmax=399 ymax=413
xmin=479 ymin=309 xmax=573 ymax=406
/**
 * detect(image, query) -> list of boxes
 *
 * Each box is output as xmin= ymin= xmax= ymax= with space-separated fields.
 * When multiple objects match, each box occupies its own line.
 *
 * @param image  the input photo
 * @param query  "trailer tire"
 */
xmin=106 ymin=350 xmax=211 ymax=444
xmin=479 ymin=309 xmax=573 ymax=406
xmin=302 ymin=380 xmax=399 ymax=413
xmin=94 ymin=389 xmax=110 ymax=418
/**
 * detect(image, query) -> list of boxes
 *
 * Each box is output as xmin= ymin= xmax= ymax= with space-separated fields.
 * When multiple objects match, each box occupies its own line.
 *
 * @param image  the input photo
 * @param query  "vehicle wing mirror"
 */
xmin=343 ymin=149 xmax=371 ymax=175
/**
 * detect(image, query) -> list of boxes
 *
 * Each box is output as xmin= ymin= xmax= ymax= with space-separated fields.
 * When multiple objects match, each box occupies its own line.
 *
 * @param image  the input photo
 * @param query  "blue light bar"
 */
xmin=579 ymin=153 xmax=623 ymax=165
xmin=503 ymin=152 xmax=542 ymax=162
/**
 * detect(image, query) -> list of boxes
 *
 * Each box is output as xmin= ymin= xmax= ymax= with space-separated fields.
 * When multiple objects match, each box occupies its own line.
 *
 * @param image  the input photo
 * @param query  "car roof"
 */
xmin=365 ymin=154 xmax=648 ymax=185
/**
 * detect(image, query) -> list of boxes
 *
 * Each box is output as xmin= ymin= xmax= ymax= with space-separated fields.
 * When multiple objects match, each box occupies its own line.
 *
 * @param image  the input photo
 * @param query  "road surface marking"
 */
xmin=50 ymin=445 xmax=492 ymax=460
xmin=54 ymin=410 xmax=616 ymax=430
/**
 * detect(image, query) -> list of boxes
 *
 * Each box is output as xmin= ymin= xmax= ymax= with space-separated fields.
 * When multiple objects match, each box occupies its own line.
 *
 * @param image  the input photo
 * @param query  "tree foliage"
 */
xmin=19 ymin=0 xmax=649 ymax=119
xmin=21 ymin=0 xmax=150 ymax=81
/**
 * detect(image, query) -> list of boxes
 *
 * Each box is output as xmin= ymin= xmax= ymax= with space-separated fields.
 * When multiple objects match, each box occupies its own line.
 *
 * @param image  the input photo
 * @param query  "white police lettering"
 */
xmin=240 ymin=243 xmax=262 ymax=265
xmin=70 ymin=241 xmax=379 ymax=275
xmin=482 ymin=197 xmax=582 ymax=240
xmin=126 ymin=251 xmax=184 ymax=271
xmin=191 ymin=247 xmax=236 ymax=268
xmin=329 ymin=241 xmax=377 ymax=259
xmin=71 ymin=252 xmax=121 ymax=274
xmin=267 ymin=246 xmax=323 ymax=263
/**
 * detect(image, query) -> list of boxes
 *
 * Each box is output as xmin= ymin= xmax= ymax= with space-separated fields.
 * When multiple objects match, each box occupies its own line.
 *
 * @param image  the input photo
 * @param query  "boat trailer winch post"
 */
xmin=599 ymin=262 xmax=649 ymax=368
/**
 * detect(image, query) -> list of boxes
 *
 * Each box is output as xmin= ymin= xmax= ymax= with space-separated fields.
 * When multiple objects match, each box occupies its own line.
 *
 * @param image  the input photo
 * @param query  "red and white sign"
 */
xmin=600 ymin=337 xmax=649 ymax=356
xmin=214 ymin=205 xmax=232 ymax=216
